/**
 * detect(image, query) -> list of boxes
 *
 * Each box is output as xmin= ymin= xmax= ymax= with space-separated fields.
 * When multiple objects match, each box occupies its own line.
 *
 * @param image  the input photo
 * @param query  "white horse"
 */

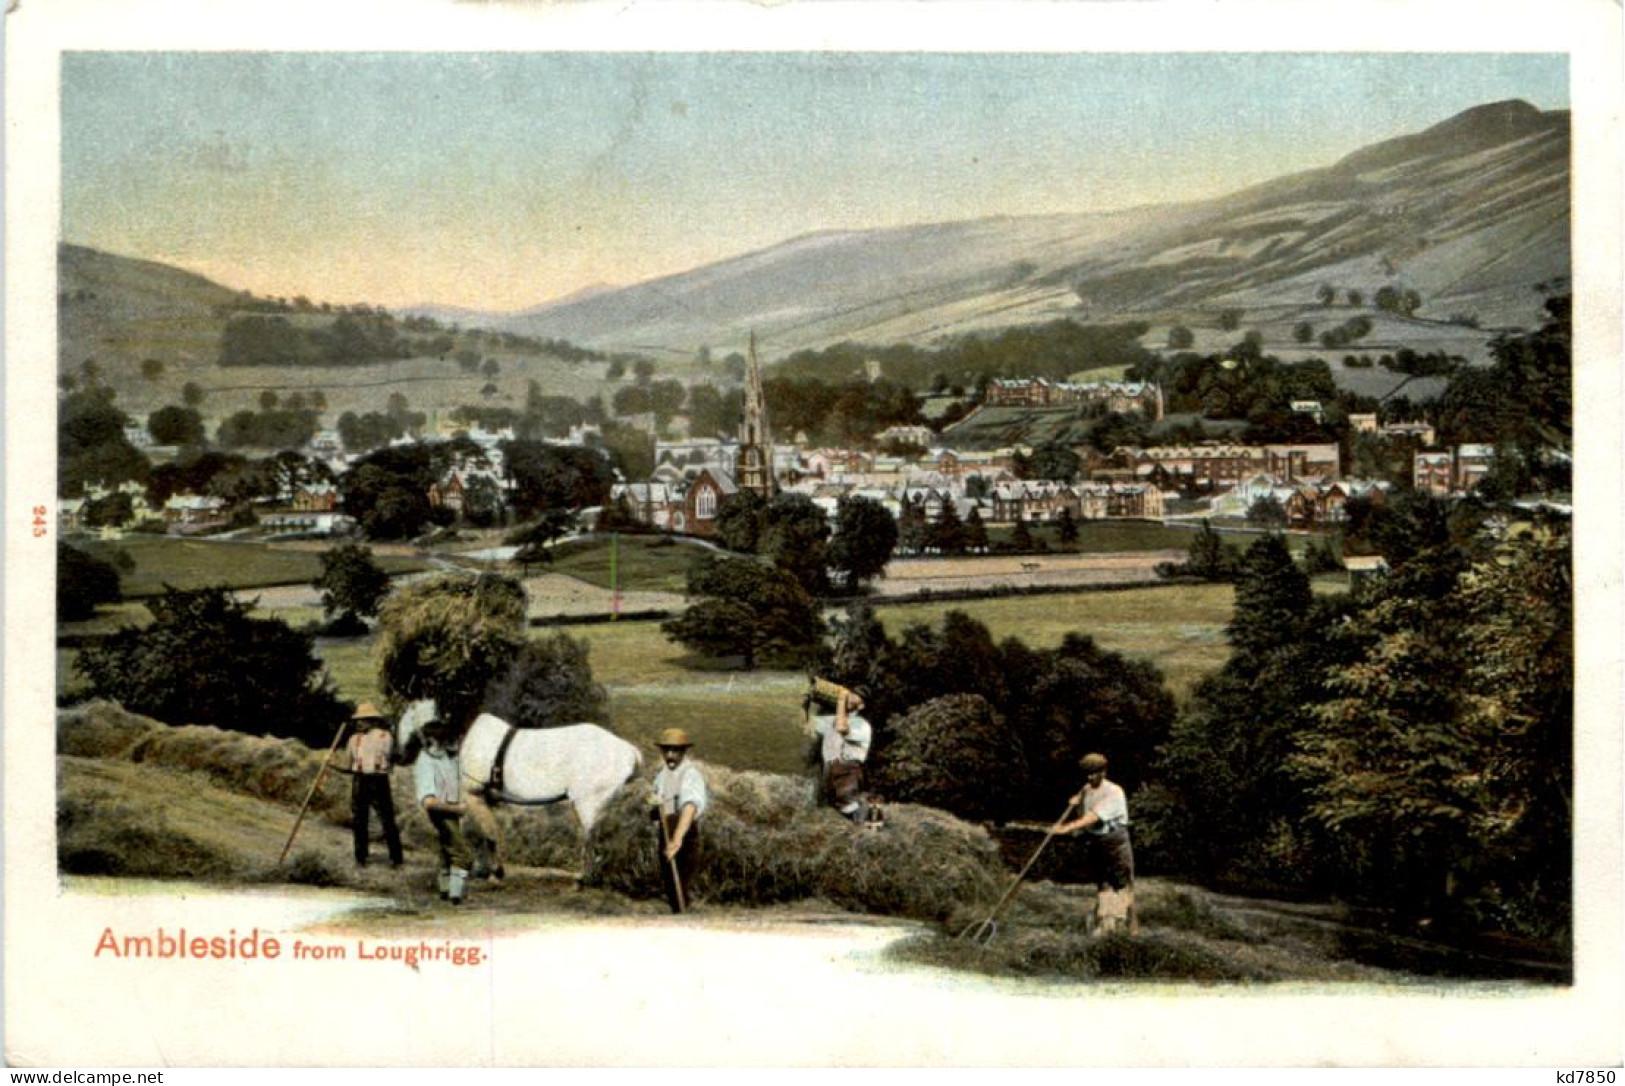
xmin=396 ymin=698 xmax=642 ymax=880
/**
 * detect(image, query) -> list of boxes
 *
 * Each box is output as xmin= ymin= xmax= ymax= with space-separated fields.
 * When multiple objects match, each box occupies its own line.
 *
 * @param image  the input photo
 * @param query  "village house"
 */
xmin=984 ymin=377 xmax=1165 ymax=419
xmin=609 ymin=481 xmax=687 ymax=533
xmin=162 ymin=493 xmax=229 ymax=534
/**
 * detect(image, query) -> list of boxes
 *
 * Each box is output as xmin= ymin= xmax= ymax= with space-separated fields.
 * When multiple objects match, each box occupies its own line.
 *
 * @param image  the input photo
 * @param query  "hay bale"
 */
xmin=57 ymin=700 xmax=161 ymax=758
xmin=57 ymin=792 xmax=237 ymax=879
xmin=583 ymin=760 xmax=1005 ymax=921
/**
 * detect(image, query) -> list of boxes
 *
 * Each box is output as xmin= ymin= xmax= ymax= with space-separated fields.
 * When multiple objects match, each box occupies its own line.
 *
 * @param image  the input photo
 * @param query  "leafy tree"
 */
xmin=259 ymin=390 xmax=280 ymax=412
xmin=481 ymin=358 xmax=502 ymax=380
xmin=1245 ymin=495 xmax=1287 ymax=530
xmin=1167 ymin=324 xmax=1195 ymax=350
xmin=484 ymin=632 xmax=608 ymax=729
xmin=1055 ymin=507 xmax=1080 ymax=546
xmin=874 ymin=694 xmax=1027 ymax=821
xmin=715 ymin=490 xmax=768 ymax=554
xmin=83 ymin=491 xmax=136 ymax=530
xmin=633 ymin=358 xmax=656 ymax=384
xmin=182 ymin=382 xmax=205 ymax=407
xmin=148 ymin=405 xmax=206 ymax=447
xmin=314 ymin=543 xmax=392 ymax=632
xmin=825 ymin=495 xmax=898 ymax=593
xmin=1020 ymin=443 xmax=1082 ymax=481
xmin=896 ymin=500 xmax=927 ymax=556
xmin=964 ymin=507 xmax=990 ymax=553
xmin=1315 ymin=284 xmax=1335 ymax=306
xmin=1010 ymin=518 xmax=1034 ymax=553
xmin=500 ymin=440 xmax=615 ymax=518
xmin=1293 ymin=322 xmax=1314 ymax=344
xmin=339 ymin=445 xmax=446 ymax=540
xmin=140 ymin=358 xmax=165 ymax=383
xmin=1346 ymin=289 xmax=1364 ymax=307
xmin=59 ymin=385 xmax=148 ymax=497
xmin=1156 ymin=520 xmax=1238 ymax=582
xmin=75 ymin=586 xmax=349 ymax=747
xmin=660 ymin=556 xmax=824 ymax=670
xmin=1217 ymin=309 xmax=1243 ymax=331
xmin=373 ymin=574 xmax=529 ymax=730
xmin=58 ymin=542 xmax=122 ymax=620
xmin=606 ymin=358 xmax=627 ymax=381
xmin=511 ymin=510 xmax=578 ymax=571
xmin=927 ymin=501 xmax=968 ymax=557
xmin=760 ymin=492 xmax=832 ymax=596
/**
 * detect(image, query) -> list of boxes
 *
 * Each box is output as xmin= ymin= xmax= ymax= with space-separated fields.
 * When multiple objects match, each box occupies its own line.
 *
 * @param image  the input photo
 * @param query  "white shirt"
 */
xmin=813 ymin=713 xmax=871 ymax=765
xmin=1081 ymin=779 xmax=1129 ymax=835
xmin=414 ymin=744 xmax=461 ymax=806
xmin=653 ymin=762 xmax=708 ymax=820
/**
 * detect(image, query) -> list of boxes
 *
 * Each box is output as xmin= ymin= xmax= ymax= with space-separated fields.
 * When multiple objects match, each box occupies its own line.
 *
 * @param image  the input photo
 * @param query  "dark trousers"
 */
xmin=656 ymin=816 xmax=700 ymax=914
xmin=823 ymin=760 xmax=865 ymax=815
xmin=351 ymin=774 xmax=403 ymax=866
xmin=428 ymin=809 xmax=473 ymax=873
xmin=1084 ymin=827 xmax=1135 ymax=891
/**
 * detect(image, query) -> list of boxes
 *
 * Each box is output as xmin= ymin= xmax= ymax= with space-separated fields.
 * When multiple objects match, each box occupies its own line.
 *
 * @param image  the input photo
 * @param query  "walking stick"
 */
xmin=959 ymin=796 xmax=1079 ymax=946
xmin=655 ymin=810 xmax=688 ymax=913
xmin=278 ymin=717 xmax=350 ymax=865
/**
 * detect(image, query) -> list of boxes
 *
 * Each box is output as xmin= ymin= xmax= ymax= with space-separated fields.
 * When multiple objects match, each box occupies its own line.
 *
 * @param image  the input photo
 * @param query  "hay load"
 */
xmin=584 ymin=760 xmax=1006 ymax=922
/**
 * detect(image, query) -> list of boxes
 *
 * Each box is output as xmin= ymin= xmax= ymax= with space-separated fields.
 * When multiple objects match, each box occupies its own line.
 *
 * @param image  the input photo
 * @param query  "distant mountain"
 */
xmin=501 ymin=99 xmax=1569 ymax=355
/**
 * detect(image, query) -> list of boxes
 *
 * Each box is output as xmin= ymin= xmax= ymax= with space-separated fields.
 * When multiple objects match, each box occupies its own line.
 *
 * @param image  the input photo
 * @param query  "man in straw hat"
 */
xmin=1057 ymin=752 xmax=1137 ymax=934
xmin=649 ymin=728 xmax=707 ymax=914
xmin=343 ymin=703 xmax=403 ymax=869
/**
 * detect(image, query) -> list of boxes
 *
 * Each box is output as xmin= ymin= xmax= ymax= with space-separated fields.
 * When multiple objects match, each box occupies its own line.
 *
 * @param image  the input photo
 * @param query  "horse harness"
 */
xmin=485 ymin=721 xmax=521 ymax=804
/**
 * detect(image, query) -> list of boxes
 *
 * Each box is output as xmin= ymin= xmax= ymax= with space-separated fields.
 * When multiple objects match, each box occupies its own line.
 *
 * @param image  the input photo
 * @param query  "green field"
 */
xmin=545 ymin=536 xmax=703 ymax=594
xmin=983 ymin=519 xmax=1195 ymax=554
xmin=74 ymin=537 xmax=428 ymax=598
xmin=310 ymin=581 xmax=1242 ymax=776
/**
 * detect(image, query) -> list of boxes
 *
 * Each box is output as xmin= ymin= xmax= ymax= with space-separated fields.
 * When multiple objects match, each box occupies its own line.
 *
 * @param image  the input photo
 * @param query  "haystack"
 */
xmin=583 ymin=760 xmax=1006 ymax=922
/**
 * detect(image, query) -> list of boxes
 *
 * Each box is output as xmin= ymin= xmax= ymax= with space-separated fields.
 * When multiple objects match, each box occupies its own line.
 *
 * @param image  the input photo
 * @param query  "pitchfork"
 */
xmin=958 ymin=796 xmax=1078 ymax=946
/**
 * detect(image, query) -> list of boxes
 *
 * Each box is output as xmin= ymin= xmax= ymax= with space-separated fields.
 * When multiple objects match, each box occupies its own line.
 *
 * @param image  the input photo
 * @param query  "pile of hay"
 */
xmin=582 ymin=760 xmax=1006 ymax=922
xmin=57 ymin=790 xmax=238 ymax=879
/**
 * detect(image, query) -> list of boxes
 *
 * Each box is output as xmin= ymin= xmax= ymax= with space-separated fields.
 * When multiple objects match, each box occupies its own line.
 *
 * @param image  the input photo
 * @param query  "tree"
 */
xmin=59 ymin=385 xmax=148 ymax=497
xmin=314 ymin=543 xmax=392 ymax=633
xmin=1010 ymin=518 xmax=1034 ymax=553
xmin=58 ymin=542 xmax=122 ymax=621
xmin=633 ymin=359 xmax=656 ymax=384
xmin=1293 ymin=322 xmax=1314 ymax=344
xmin=874 ymin=694 xmax=1027 ymax=821
xmin=1156 ymin=520 xmax=1238 ymax=581
xmin=825 ymin=494 xmax=898 ymax=593
xmin=1315 ymin=283 xmax=1335 ymax=306
xmin=1054 ymin=507 xmax=1080 ymax=547
xmin=511 ymin=510 xmax=578 ymax=570
xmin=1346 ymin=289 xmax=1364 ymax=308
xmin=715 ymin=490 xmax=768 ymax=553
xmin=1245 ymin=495 xmax=1287 ymax=530
xmin=759 ymin=492 xmax=832 ymax=596
xmin=259 ymin=390 xmax=280 ymax=411
xmin=147 ymin=405 xmax=206 ymax=447
xmin=927 ymin=501 xmax=967 ymax=556
xmin=481 ymin=358 xmax=501 ymax=380
xmin=1167 ymin=325 xmax=1195 ymax=350
xmin=1020 ymin=443 xmax=1081 ymax=481
xmin=660 ymin=556 xmax=824 ymax=670
xmin=964 ymin=507 xmax=989 ymax=553
xmin=484 ymin=632 xmax=608 ymax=729
xmin=140 ymin=358 xmax=165 ymax=383
xmin=181 ymin=382 xmax=205 ymax=408
xmin=1217 ymin=309 xmax=1243 ymax=331
xmin=74 ymin=586 xmax=349 ymax=747
xmin=373 ymin=574 xmax=529 ymax=730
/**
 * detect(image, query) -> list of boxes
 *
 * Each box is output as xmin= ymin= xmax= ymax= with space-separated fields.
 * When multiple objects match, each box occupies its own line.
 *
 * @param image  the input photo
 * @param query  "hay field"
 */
xmin=878 ymin=583 xmax=1235 ymax=704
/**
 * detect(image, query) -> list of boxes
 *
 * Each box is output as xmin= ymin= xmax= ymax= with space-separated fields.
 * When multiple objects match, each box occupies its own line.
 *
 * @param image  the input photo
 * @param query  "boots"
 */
xmin=448 ymin=867 xmax=469 ymax=905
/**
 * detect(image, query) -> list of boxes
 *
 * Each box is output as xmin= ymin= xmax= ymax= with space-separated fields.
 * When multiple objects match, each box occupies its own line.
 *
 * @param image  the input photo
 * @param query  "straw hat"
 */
xmin=352 ymin=702 xmax=386 ymax=722
xmin=1079 ymin=752 xmax=1108 ymax=773
xmin=656 ymin=728 xmax=694 ymax=749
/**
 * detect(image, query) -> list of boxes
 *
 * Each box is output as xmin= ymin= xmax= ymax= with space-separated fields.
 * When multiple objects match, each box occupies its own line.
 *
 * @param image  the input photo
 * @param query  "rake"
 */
xmin=958 ymin=797 xmax=1078 ymax=946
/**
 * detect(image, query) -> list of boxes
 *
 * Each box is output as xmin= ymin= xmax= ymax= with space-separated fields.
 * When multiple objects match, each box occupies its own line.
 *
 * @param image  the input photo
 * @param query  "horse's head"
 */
xmin=394 ymin=698 xmax=438 ymax=765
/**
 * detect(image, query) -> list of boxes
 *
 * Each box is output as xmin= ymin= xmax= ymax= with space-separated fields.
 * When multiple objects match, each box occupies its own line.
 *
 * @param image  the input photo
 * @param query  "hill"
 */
xmin=501 ymin=100 xmax=1568 ymax=356
xmin=57 ymin=244 xmax=613 ymax=434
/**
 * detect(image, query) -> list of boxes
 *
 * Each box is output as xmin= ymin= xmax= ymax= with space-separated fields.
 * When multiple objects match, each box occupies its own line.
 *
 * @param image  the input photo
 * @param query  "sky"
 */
xmin=60 ymin=52 xmax=1569 ymax=312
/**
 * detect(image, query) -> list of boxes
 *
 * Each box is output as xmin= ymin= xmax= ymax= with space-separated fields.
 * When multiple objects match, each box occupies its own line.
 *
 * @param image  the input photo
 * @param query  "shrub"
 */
xmin=872 ymin=695 xmax=1026 ymax=822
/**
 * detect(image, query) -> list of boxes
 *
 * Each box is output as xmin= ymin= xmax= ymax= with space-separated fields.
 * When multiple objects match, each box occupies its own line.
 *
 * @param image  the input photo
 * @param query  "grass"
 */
xmin=74 ymin=537 xmax=427 ymax=598
xmin=545 ymin=536 xmax=701 ymax=594
xmin=876 ymin=583 xmax=1235 ymax=704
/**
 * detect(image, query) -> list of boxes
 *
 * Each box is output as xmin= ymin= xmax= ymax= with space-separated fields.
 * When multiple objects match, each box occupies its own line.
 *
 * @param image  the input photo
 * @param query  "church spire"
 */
xmin=736 ymin=331 xmax=776 ymax=498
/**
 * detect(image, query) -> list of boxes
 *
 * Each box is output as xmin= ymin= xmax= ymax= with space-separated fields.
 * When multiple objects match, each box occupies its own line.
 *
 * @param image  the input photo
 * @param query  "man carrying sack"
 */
xmin=804 ymin=679 xmax=872 ymax=824
xmin=649 ymin=728 xmax=707 ymax=914
xmin=1057 ymin=752 xmax=1138 ymax=935
xmin=344 ymin=703 xmax=404 ymax=869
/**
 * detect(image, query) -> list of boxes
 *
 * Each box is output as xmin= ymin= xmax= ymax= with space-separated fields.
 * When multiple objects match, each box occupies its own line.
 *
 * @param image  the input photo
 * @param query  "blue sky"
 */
xmin=61 ymin=52 xmax=1568 ymax=310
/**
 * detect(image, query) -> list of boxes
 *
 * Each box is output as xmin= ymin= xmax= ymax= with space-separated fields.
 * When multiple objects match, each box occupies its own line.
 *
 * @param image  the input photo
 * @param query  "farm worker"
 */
xmin=649 ymin=728 xmax=707 ymax=914
xmin=804 ymin=680 xmax=872 ymax=824
xmin=414 ymin=714 xmax=474 ymax=905
xmin=343 ymin=703 xmax=404 ymax=869
xmin=1057 ymin=752 xmax=1138 ymax=935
